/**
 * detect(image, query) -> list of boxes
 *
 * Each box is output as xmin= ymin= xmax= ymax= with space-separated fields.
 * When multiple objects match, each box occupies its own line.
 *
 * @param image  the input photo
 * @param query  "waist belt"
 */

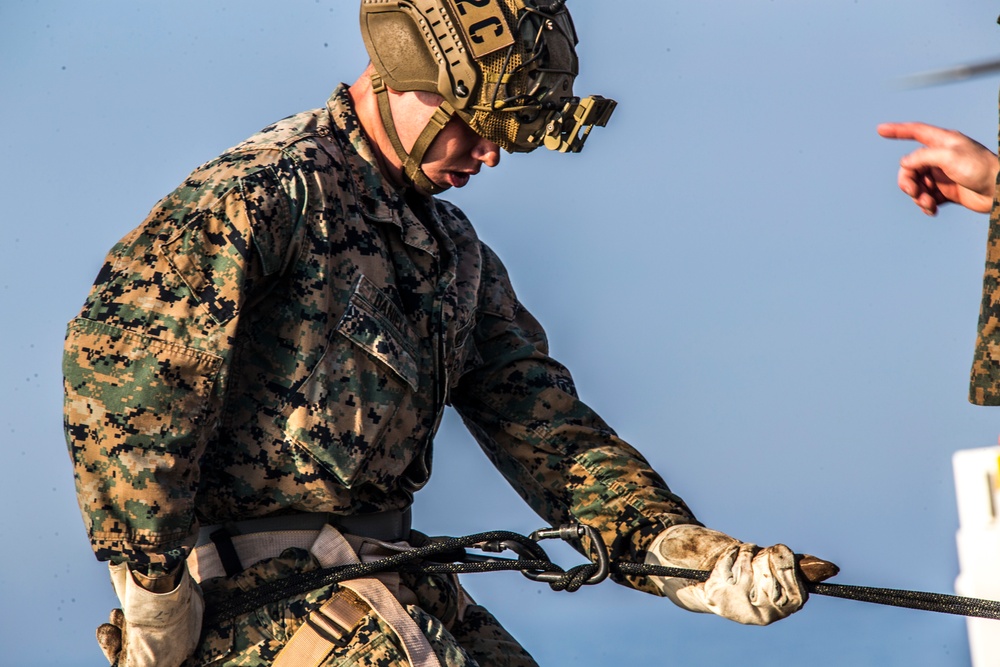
xmin=195 ymin=509 xmax=412 ymax=548
xmin=190 ymin=509 xmax=412 ymax=582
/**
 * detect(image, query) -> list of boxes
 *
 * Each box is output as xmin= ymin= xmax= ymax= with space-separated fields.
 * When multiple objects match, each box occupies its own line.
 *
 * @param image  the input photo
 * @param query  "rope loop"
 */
xmin=548 ymin=562 xmax=600 ymax=592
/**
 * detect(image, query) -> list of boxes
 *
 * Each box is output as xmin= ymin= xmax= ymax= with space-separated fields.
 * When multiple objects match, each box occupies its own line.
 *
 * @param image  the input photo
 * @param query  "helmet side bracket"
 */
xmin=360 ymin=0 xmax=481 ymax=111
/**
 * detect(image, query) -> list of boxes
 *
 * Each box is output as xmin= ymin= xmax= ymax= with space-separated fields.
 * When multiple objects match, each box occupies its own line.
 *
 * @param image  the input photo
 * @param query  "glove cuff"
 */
xmin=107 ymin=562 xmax=204 ymax=667
xmin=643 ymin=525 xmax=742 ymax=613
xmin=647 ymin=524 xmax=741 ymax=571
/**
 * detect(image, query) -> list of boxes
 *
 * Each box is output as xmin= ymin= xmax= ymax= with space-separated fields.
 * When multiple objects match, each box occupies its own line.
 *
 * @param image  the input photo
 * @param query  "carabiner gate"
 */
xmin=522 ymin=523 xmax=610 ymax=586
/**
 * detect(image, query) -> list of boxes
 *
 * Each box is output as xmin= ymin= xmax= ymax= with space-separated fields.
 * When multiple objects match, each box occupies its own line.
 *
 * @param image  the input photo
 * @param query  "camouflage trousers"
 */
xmin=187 ymin=547 xmax=539 ymax=666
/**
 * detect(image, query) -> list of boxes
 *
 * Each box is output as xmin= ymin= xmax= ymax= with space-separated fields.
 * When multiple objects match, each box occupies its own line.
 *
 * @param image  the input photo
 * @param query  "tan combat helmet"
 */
xmin=360 ymin=0 xmax=616 ymax=193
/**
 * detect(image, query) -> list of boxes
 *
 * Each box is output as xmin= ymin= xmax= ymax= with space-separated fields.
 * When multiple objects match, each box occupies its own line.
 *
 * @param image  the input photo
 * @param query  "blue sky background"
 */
xmin=4 ymin=1 xmax=1000 ymax=664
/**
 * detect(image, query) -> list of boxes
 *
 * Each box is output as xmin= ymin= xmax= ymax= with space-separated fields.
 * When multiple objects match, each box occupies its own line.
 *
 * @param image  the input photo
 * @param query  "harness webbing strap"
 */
xmin=272 ymin=590 xmax=369 ymax=667
xmin=272 ymin=525 xmax=441 ymax=667
xmin=208 ymin=529 xmax=243 ymax=577
xmin=188 ymin=529 xmax=320 ymax=583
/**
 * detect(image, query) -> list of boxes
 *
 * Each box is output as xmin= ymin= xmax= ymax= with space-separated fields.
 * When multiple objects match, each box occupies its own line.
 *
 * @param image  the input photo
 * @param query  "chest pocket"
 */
xmin=285 ymin=275 xmax=419 ymax=489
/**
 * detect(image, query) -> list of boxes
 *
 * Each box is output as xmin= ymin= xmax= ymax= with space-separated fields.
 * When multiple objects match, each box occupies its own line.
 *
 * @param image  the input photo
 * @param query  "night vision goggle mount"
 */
xmin=536 ymin=94 xmax=617 ymax=153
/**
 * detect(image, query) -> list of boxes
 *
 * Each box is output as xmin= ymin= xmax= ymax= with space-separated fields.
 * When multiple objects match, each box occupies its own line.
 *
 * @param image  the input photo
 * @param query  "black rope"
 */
xmin=203 ymin=530 xmax=554 ymax=626
xmin=201 ymin=526 xmax=1000 ymax=626
xmin=615 ymin=562 xmax=1000 ymax=621
xmin=809 ymin=581 xmax=1000 ymax=620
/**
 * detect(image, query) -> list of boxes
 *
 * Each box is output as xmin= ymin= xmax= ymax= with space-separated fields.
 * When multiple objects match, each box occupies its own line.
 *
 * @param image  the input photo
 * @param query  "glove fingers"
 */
xmin=670 ymin=544 xmax=750 ymax=615
xmin=756 ymin=544 xmax=803 ymax=610
xmin=703 ymin=544 xmax=806 ymax=625
xmin=96 ymin=622 xmax=123 ymax=664
xmin=703 ymin=544 xmax=758 ymax=618
xmin=709 ymin=543 xmax=756 ymax=590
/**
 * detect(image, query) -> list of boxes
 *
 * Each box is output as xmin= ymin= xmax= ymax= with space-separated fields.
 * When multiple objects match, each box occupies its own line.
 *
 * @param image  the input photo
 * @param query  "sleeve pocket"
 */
xmin=161 ymin=202 xmax=251 ymax=326
xmin=63 ymin=318 xmax=223 ymax=455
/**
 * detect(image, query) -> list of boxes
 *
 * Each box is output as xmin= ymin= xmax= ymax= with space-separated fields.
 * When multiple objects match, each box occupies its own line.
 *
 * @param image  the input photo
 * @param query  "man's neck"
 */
xmin=348 ymin=72 xmax=407 ymax=190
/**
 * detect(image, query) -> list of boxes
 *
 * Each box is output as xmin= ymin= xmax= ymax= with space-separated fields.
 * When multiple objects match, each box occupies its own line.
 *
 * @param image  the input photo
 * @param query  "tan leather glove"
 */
xmin=96 ymin=562 xmax=204 ymax=667
xmin=644 ymin=524 xmax=837 ymax=626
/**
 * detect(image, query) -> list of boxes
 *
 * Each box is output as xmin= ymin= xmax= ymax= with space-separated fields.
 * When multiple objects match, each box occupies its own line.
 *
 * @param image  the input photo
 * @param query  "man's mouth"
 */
xmin=445 ymin=172 xmax=471 ymax=188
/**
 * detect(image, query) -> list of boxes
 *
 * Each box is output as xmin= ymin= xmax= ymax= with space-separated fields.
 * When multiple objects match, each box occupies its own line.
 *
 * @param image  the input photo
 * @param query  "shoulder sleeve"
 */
xmin=63 ymin=154 xmax=304 ymax=572
xmin=450 ymin=243 xmax=698 ymax=595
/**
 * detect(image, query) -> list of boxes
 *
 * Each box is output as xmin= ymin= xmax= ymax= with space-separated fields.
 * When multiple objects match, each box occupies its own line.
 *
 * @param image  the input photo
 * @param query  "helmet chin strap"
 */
xmin=371 ymin=72 xmax=456 ymax=196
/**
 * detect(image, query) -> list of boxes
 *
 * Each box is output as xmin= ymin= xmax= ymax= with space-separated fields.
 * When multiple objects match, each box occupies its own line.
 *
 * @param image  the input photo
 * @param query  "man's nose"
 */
xmin=473 ymin=139 xmax=501 ymax=168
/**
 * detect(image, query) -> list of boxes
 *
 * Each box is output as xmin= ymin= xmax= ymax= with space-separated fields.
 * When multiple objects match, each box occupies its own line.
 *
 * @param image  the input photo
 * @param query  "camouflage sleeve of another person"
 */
xmin=62 ymin=153 xmax=301 ymax=573
xmin=450 ymin=245 xmax=699 ymax=595
xmin=970 ymin=98 xmax=1000 ymax=405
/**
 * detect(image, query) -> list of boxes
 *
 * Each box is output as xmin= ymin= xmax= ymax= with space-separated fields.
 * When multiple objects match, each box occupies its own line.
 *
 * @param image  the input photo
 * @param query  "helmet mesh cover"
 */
xmin=462 ymin=1 xmax=535 ymax=152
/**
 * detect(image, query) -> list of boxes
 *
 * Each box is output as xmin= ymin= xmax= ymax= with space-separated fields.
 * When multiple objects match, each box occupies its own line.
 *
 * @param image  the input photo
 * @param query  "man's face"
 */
xmin=364 ymin=83 xmax=503 ymax=194
xmin=418 ymin=115 xmax=501 ymax=192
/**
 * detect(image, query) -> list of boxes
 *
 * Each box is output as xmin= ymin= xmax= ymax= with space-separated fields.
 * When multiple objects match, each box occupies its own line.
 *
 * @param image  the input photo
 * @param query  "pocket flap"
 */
xmin=337 ymin=276 xmax=419 ymax=391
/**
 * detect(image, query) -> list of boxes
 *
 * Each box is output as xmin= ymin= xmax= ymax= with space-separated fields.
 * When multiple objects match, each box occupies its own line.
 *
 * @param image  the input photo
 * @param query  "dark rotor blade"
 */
xmin=903 ymin=56 xmax=1000 ymax=88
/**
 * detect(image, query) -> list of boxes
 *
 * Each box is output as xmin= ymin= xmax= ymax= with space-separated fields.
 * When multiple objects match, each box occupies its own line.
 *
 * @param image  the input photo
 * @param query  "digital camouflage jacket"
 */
xmin=971 ymin=94 xmax=1000 ymax=405
xmin=63 ymin=86 xmax=695 ymax=592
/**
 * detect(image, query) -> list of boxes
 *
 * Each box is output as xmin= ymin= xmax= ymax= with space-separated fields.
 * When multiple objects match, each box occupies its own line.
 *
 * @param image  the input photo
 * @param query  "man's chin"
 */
xmin=412 ymin=171 xmax=467 ymax=195
xmin=412 ymin=179 xmax=450 ymax=197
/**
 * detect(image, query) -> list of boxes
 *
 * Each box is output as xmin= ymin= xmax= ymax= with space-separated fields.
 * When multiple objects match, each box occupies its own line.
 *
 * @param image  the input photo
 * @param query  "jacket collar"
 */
xmin=326 ymin=85 xmax=439 ymax=257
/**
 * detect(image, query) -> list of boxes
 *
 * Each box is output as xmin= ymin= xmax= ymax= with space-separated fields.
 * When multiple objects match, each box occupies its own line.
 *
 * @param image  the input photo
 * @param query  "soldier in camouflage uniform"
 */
xmin=878 ymin=120 xmax=1000 ymax=400
xmin=65 ymin=2 xmax=833 ymax=666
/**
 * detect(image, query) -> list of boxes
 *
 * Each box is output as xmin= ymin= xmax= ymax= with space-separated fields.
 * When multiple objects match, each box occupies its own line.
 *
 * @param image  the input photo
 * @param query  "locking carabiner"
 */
xmin=522 ymin=523 xmax=610 ymax=587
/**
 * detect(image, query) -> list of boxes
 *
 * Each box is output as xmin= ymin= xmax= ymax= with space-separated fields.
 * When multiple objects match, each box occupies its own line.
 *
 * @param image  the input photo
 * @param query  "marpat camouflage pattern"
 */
xmin=970 ymin=92 xmax=1000 ymax=405
xmin=64 ymin=86 xmax=696 ymax=661
xmin=192 ymin=547 xmax=539 ymax=666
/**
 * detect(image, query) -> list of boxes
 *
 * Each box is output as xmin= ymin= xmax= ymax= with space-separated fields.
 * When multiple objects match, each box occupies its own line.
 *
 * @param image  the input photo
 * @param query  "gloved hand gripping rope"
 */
xmin=202 ymin=524 xmax=1000 ymax=627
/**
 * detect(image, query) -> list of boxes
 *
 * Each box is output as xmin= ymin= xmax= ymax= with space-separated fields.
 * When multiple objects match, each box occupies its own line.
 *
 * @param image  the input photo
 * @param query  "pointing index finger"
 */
xmin=877 ymin=122 xmax=957 ymax=148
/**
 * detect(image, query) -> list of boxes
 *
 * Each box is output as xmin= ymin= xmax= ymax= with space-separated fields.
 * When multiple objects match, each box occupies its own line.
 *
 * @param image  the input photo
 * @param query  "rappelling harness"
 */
xmin=201 ymin=522 xmax=1000 ymax=624
xmin=189 ymin=511 xmax=1000 ymax=667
